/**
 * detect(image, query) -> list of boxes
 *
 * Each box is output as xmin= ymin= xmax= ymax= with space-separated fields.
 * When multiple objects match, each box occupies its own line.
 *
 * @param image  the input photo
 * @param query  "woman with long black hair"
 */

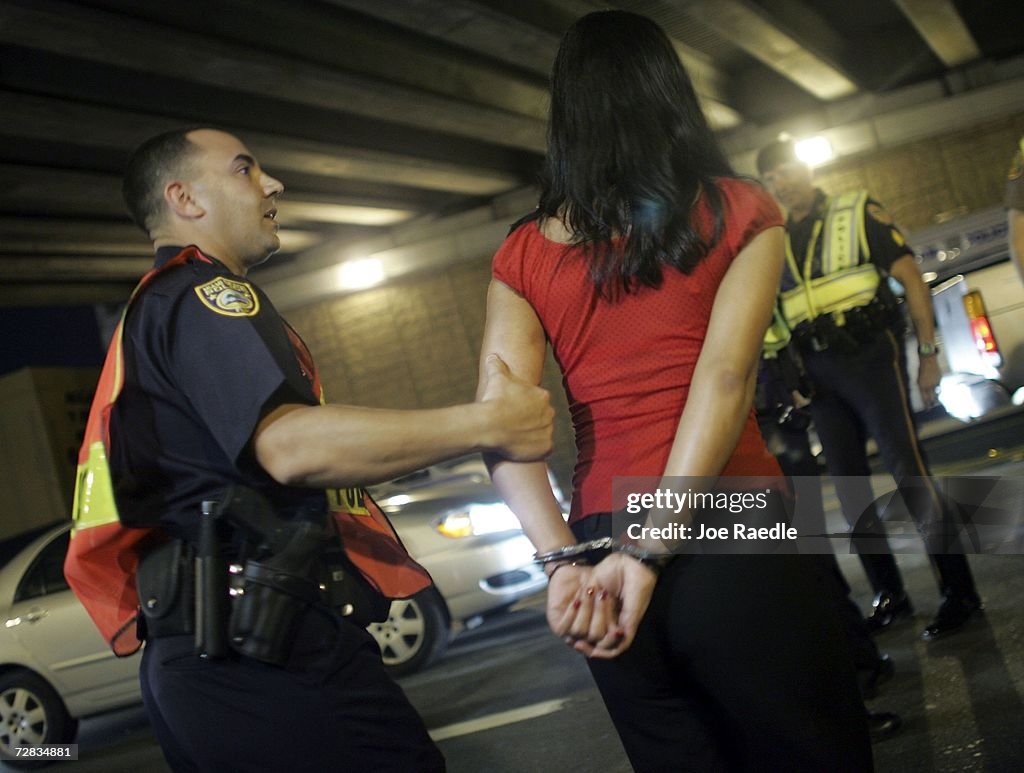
xmin=476 ymin=10 xmax=871 ymax=772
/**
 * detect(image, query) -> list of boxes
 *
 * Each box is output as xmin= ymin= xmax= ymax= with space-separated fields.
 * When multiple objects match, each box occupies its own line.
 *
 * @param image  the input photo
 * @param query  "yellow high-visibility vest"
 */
xmin=764 ymin=190 xmax=881 ymax=354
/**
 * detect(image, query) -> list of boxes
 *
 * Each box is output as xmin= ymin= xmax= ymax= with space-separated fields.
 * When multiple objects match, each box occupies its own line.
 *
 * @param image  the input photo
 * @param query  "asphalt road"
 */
xmin=4 ymin=418 xmax=1023 ymax=773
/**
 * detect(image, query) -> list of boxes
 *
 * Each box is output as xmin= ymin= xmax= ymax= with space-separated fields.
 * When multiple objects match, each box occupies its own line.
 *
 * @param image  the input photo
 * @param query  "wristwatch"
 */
xmin=917 ymin=341 xmax=940 ymax=357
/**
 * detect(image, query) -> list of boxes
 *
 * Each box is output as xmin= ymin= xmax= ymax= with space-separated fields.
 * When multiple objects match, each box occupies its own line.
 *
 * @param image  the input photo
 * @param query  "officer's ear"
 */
xmin=164 ymin=180 xmax=205 ymax=220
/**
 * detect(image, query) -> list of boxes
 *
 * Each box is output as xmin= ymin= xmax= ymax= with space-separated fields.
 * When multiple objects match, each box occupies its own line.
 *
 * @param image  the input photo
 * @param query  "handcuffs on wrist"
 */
xmin=534 ymin=537 xmax=675 ymax=575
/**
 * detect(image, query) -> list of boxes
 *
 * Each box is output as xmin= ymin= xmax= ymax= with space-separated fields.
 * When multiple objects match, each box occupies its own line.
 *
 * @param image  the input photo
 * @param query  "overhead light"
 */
xmin=337 ymin=258 xmax=385 ymax=290
xmin=794 ymin=136 xmax=835 ymax=167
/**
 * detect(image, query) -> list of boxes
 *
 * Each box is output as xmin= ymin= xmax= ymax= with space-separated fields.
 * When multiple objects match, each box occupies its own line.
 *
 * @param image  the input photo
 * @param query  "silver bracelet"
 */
xmin=546 ymin=560 xmax=589 ymax=580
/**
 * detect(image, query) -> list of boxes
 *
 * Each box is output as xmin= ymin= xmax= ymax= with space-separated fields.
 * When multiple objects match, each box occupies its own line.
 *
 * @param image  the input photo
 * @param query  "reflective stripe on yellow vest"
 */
xmin=777 ymin=190 xmax=878 ymax=329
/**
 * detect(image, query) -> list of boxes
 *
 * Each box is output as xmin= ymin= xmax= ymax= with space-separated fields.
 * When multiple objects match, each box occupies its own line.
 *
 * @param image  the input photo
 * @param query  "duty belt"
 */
xmin=789 ymin=298 xmax=900 ymax=354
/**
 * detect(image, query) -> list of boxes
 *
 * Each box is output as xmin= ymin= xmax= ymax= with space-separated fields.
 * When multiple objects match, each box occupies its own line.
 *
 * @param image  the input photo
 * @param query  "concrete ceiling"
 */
xmin=1 ymin=0 xmax=1021 ymax=306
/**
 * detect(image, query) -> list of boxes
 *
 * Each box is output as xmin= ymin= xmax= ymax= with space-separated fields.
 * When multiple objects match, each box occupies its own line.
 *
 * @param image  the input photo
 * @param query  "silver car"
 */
xmin=0 ymin=457 xmax=552 ymax=758
xmin=0 ymin=525 xmax=141 ymax=762
xmin=366 ymin=456 xmax=555 ymax=675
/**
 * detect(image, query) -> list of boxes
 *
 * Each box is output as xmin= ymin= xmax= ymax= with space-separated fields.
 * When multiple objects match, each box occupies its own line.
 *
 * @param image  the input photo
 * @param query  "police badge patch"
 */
xmin=194 ymin=277 xmax=260 ymax=317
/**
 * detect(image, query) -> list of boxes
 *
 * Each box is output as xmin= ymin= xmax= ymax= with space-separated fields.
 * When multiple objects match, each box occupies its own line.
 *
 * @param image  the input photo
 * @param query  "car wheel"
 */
xmin=0 ymin=669 xmax=78 ymax=769
xmin=366 ymin=588 xmax=448 ymax=677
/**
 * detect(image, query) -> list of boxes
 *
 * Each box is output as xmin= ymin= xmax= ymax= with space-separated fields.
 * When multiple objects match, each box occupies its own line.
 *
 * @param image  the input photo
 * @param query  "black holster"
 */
xmin=136 ymin=539 xmax=195 ymax=640
xmin=136 ymin=487 xmax=394 ymax=667
xmin=227 ymin=519 xmax=326 ymax=667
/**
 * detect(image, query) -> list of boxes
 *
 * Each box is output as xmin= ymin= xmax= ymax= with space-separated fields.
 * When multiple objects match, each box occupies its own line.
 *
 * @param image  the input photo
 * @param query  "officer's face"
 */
xmin=185 ymin=129 xmax=285 ymax=271
xmin=761 ymin=161 xmax=815 ymax=216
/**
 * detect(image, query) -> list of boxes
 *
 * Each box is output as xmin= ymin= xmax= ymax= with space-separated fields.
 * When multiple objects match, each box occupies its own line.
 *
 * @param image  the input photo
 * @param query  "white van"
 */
xmin=904 ymin=207 xmax=1024 ymax=419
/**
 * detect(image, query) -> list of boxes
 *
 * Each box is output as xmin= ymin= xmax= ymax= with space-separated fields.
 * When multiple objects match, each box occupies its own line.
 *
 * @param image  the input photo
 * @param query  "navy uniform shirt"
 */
xmin=781 ymin=189 xmax=913 ymax=293
xmin=109 ymin=245 xmax=324 ymax=544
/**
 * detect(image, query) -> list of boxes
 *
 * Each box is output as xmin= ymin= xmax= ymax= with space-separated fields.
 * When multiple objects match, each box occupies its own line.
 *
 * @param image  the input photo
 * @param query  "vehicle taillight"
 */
xmin=963 ymin=290 xmax=1003 ymax=368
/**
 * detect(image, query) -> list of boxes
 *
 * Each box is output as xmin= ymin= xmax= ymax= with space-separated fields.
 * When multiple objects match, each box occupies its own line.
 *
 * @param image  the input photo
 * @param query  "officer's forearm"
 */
xmin=890 ymin=256 xmax=936 ymax=345
xmin=254 ymin=401 xmax=511 ymax=488
xmin=903 ymin=279 xmax=937 ymax=346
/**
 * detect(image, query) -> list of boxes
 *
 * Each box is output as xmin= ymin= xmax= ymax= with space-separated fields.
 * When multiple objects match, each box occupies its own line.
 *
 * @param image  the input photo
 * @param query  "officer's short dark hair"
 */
xmin=756 ymin=139 xmax=801 ymax=177
xmin=122 ymin=128 xmax=204 ymax=236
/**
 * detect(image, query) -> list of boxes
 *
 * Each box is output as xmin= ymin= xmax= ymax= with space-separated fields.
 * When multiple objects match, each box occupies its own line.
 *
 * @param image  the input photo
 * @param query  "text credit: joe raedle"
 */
xmin=623 ymin=488 xmax=798 ymax=542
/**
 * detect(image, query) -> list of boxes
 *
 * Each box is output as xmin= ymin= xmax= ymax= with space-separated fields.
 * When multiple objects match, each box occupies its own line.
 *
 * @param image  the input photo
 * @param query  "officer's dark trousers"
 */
xmin=572 ymin=515 xmax=872 ymax=773
xmin=803 ymin=330 xmax=977 ymax=600
xmin=139 ymin=609 xmax=445 ymax=773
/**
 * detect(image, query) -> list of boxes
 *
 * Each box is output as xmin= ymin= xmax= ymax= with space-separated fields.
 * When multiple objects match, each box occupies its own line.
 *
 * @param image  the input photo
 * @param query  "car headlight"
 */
xmin=435 ymin=503 xmax=523 ymax=538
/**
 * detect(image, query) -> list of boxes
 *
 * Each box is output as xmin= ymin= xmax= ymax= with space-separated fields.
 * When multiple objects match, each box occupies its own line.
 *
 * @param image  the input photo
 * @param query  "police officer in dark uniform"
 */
xmin=757 ymin=139 xmax=982 ymax=641
xmin=100 ymin=128 xmax=554 ymax=772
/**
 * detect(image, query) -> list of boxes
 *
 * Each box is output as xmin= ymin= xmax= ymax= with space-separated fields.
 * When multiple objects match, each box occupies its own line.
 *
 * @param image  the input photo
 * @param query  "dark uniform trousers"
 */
xmin=140 ymin=608 xmax=445 ymax=773
xmin=802 ymin=329 xmax=977 ymax=600
xmin=572 ymin=515 xmax=873 ymax=773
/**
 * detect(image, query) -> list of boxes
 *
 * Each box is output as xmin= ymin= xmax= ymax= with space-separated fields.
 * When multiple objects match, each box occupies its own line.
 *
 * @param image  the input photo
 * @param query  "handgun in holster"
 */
xmin=212 ymin=486 xmax=329 ymax=666
xmin=209 ymin=486 xmax=391 ymax=666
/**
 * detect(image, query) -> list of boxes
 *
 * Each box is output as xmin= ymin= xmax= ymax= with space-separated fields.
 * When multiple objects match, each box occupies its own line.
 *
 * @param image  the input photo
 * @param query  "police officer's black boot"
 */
xmin=921 ymin=555 xmax=983 ymax=640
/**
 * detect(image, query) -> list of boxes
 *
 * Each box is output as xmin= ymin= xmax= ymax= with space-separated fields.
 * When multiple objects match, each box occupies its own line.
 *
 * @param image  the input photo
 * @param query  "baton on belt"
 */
xmin=195 ymin=500 xmax=229 ymax=659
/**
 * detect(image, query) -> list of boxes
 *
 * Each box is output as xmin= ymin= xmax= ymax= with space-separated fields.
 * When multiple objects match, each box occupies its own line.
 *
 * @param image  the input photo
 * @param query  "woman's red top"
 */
xmin=492 ymin=178 xmax=785 ymax=523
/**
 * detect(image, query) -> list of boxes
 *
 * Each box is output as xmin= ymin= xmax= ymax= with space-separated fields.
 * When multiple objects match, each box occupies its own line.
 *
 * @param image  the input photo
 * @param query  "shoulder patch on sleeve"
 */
xmin=193 ymin=277 xmax=260 ymax=317
xmin=866 ymin=202 xmax=894 ymax=225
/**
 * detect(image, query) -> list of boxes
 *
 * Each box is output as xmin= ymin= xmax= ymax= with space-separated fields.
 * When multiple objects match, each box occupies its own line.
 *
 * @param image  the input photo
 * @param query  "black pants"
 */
xmin=804 ymin=330 xmax=977 ymax=600
xmin=757 ymin=413 xmax=882 ymax=672
xmin=139 ymin=608 xmax=445 ymax=772
xmin=573 ymin=516 xmax=872 ymax=773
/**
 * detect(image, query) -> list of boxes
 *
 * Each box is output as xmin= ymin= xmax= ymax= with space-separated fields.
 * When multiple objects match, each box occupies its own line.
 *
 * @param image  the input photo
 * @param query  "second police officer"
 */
xmin=756 ymin=139 xmax=983 ymax=641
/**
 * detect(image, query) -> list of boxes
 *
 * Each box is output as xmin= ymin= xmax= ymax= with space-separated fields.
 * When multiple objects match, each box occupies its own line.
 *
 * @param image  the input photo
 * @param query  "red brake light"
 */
xmin=963 ymin=290 xmax=1002 ymax=367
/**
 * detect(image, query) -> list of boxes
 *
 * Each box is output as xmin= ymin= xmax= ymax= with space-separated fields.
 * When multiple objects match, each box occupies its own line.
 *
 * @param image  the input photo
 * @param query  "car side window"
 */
xmin=14 ymin=532 xmax=71 ymax=603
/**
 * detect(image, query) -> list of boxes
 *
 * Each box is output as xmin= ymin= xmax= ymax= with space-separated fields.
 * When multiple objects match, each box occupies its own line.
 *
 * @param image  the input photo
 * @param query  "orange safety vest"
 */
xmin=66 ymin=246 xmax=431 ymax=656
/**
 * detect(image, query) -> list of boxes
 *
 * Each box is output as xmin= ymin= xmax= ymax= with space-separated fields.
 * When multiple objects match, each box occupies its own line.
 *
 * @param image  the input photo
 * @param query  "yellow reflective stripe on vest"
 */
xmin=784 ymin=220 xmax=824 ymax=320
xmin=822 ymin=190 xmax=868 ymax=273
xmin=780 ymin=190 xmax=875 ymax=329
xmin=72 ymin=441 xmax=121 ymax=531
xmin=780 ymin=264 xmax=879 ymax=326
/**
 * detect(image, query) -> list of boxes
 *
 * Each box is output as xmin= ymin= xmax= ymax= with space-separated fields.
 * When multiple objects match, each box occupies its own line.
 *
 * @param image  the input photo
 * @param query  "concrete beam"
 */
xmin=722 ymin=73 xmax=1024 ymax=175
xmin=673 ymin=0 xmax=858 ymax=100
xmin=892 ymin=0 xmax=981 ymax=68
xmin=85 ymin=0 xmax=550 ymax=121
xmin=0 ymin=0 xmax=547 ymax=152
xmin=332 ymin=0 xmax=743 ymax=129
xmin=0 ymin=164 xmax=430 ymax=225
xmin=0 ymin=91 xmax=523 ymax=196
